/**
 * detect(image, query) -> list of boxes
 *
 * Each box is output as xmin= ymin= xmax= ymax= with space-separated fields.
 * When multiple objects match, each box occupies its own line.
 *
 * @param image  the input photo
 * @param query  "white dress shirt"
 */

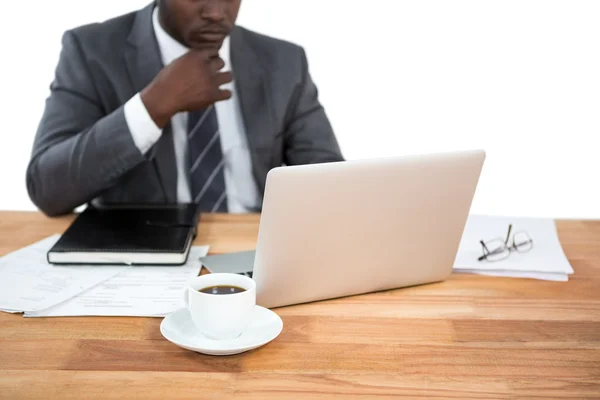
xmin=123 ymin=7 xmax=260 ymax=213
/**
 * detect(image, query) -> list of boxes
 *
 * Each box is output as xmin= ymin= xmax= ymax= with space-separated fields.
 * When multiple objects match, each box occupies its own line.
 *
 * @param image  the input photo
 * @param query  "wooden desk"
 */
xmin=0 ymin=212 xmax=599 ymax=399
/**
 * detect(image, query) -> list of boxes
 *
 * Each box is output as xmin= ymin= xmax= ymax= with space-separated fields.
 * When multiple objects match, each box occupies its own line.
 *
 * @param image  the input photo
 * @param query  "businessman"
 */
xmin=27 ymin=0 xmax=344 ymax=216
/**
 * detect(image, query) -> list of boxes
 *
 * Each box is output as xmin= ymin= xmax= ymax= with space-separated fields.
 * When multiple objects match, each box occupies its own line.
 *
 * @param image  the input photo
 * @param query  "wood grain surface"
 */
xmin=0 ymin=211 xmax=599 ymax=399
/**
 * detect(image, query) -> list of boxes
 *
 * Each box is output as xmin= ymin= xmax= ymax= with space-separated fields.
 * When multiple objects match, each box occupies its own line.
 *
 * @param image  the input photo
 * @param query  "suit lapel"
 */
xmin=124 ymin=3 xmax=178 ymax=203
xmin=230 ymin=27 xmax=271 ymax=162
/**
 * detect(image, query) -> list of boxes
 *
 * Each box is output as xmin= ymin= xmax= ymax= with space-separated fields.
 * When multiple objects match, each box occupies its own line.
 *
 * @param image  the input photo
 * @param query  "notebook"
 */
xmin=47 ymin=204 xmax=201 ymax=266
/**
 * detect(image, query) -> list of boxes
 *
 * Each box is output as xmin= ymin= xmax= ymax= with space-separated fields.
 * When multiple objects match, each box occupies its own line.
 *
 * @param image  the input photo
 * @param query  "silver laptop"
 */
xmin=201 ymin=149 xmax=485 ymax=309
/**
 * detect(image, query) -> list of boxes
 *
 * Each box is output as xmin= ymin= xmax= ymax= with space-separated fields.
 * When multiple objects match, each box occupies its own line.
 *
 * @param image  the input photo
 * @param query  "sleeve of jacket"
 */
xmin=283 ymin=48 xmax=344 ymax=166
xmin=26 ymin=30 xmax=148 ymax=217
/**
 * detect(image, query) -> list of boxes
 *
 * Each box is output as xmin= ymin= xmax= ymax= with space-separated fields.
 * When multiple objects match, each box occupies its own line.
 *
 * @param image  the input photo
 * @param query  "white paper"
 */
xmin=0 ymin=308 xmax=22 ymax=314
xmin=453 ymin=215 xmax=574 ymax=281
xmin=26 ymin=246 xmax=210 ymax=318
xmin=454 ymin=269 xmax=569 ymax=282
xmin=0 ymin=235 xmax=128 ymax=313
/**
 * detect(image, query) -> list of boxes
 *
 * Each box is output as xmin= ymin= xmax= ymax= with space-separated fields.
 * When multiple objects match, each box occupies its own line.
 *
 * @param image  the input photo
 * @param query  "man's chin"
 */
xmin=189 ymin=42 xmax=222 ymax=51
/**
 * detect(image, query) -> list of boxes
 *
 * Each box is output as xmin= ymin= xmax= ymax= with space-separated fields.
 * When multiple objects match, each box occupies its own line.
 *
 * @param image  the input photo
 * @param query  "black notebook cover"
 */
xmin=47 ymin=204 xmax=201 ymax=266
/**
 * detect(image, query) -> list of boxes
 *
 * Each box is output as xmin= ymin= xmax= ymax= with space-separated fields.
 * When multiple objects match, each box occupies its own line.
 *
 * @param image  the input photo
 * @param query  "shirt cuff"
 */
xmin=124 ymin=93 xmax=162 ymax=155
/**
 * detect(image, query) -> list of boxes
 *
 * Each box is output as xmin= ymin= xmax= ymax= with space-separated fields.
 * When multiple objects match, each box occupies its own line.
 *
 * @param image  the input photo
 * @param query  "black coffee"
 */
xmin=199 ymin=285 xmax=246 ymax=295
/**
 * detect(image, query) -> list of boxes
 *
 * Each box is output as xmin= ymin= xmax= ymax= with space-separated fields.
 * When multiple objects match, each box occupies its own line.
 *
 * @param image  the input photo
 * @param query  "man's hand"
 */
xmin=140 ymin=49 xmax=233 ymax=128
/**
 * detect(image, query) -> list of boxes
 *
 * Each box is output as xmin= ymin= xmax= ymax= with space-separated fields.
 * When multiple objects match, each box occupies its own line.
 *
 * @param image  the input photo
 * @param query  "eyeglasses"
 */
xmin=478 ymin=224 xmax=533 ymax=262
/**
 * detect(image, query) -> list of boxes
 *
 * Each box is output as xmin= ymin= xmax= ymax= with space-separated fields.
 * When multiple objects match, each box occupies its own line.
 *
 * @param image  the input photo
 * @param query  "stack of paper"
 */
xmin=0 ymin=236 xmax=127 ymax=313
xmin=453 ymin=215 xmax=574 ymax=281
xmin=26 ymin=246 xmax=209 ymax=318
xmin=0 ymin=235 xmax=209 ymax=318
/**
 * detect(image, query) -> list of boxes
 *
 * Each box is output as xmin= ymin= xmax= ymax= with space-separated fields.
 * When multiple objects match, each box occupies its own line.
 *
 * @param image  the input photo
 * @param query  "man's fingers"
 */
xmin=215 ymin=89 xmax=233 ymax=102
xmin=209 ymin=57 xmax=226 ymax=71
xmin=201 ymin=48 xmax=219 ymax=59
xmin=216 ymin=71 xmax=234 ymax=85
xmin=189 ymin=48 xmax=219 ymax=64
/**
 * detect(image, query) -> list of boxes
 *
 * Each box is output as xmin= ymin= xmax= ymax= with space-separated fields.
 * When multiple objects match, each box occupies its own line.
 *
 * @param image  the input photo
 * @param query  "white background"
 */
xmin=0 ymin=0 xmax=598 ymax=218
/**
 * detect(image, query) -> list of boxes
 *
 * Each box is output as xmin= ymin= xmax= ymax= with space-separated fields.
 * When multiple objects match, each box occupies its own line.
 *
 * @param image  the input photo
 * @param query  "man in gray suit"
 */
xmin=27 ymin=0 xmax=343 ymax=217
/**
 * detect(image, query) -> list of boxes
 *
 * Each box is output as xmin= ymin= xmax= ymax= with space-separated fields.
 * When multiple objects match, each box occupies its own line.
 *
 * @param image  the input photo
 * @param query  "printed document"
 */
xmin=26 ymin=246 xmax=209 ymax=317
xmin=0 ymin=235 xmax=127 ymax=313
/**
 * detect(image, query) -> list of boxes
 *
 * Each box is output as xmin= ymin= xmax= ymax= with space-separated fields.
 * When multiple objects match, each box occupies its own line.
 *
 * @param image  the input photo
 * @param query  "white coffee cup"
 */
xmin=183 ymin=273 xmax=256 ymax=340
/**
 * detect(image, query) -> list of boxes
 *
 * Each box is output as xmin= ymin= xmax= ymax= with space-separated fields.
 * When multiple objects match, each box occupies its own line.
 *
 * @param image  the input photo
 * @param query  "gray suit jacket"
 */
xmin=27 ymin=2 xmax=343 ymax=216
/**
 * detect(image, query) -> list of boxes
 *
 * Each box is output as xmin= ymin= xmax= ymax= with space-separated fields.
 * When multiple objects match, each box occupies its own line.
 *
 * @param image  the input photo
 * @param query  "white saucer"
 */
xmin=160 ymin=306 xmax=283 ymax=356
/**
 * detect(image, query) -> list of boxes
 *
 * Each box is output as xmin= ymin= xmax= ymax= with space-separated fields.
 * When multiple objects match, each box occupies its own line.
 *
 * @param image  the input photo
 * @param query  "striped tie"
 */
xmin=187 ymin=106 xmax=228 ymax=213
